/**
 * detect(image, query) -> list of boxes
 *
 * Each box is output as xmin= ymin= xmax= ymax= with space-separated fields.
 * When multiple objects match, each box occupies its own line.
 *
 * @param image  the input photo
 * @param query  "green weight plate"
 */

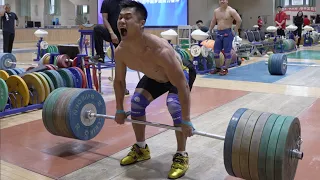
xmin=275 ymin=116 xmax=301 ymax=180
xmin=57 ymin=69 xmax=74 ymax=87
xmin=249 ymin=112 xmax=272 ymax=180
xmin=239 ymin=110 xmax=263 ymax=180
xmin=46 ymin=45 xmax=51 ymax=54
xmin=42 ymin=88 xmax=68 ymax=135
xmin=52 ymin=88 xmax=78 ymax=138
xmin=43 ymin=70 xmax=64 ymax=89
xmin=266 ymin=115 xmax=287 ymax=180
xmin=51 ymin=70 xmax=65 ymax=87
xmin=181 ymin=49 xmax=187 ymax=60
xmin=0 ymin=78 xmax=8 ymax=111
xmin=258 ymin=114 xmax=280 ymax=180
xmin=182 ymin=49 xmax=188 ymax=60
xmin=232 ymin=109 xmax=255 ymax=178
xmin=38 ymin=72 xmax=55 ymax=92
xmin=54 ymin=45 xmax=59 ymax=53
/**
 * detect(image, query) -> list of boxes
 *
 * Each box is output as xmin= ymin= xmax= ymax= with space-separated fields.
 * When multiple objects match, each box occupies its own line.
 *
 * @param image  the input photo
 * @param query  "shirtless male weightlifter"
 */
xmin=208 ymin=0 xmax=242 ymax=75
xmin=113 ymin=1 xmax=196 ymax=179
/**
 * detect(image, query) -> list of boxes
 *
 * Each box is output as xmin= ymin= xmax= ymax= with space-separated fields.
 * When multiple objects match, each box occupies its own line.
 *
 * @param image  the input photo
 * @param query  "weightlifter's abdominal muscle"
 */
xmin=215 ymin=7 xmax=234 ymax=30
xmin=116 ymin=33 xmax=181 ymax=83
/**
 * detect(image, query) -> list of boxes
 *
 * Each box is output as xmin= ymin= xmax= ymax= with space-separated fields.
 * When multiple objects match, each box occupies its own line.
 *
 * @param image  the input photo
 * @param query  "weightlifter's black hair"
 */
xmin=120 ymin=0 xmax=148 ymax=21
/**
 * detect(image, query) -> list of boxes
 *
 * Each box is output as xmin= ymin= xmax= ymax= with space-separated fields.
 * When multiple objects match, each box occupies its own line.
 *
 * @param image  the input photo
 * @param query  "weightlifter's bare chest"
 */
xmin=120 ymin=48 xmax=168 ymax=83
xmin=216 ymin=8 xmax=234 ymax=30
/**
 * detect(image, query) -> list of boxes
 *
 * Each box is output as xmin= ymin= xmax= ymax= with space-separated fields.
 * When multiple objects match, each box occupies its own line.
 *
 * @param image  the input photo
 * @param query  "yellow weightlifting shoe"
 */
xmin=168 ymin=153 xmax=189 ymax=179
xmin=120 ymin=144 xmax=151 ymax=166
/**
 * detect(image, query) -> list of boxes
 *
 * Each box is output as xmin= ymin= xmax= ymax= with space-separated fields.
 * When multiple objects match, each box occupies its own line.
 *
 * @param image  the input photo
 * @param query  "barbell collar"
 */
xmin=87 ymin=112 xmax=226 ymax=141
xmin=291 ymin=149 xmax=304 ymax=160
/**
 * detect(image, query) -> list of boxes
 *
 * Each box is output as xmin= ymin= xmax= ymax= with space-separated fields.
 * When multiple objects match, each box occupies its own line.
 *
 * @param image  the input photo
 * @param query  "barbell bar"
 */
xmin=265 ymin=61 xmax=320 ymax=67
xmin=42 ymin=87 xmax=304 ymax=180
xmin=87 ymin=111 xmax=226 ymax=140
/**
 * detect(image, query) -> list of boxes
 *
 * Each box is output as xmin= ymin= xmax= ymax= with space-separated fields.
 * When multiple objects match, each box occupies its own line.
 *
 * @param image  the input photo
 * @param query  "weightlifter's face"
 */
xmin=219 ymin=0 xmax=228 ymax=7
xmin=118 ymin=7 xmax=145 ymax=39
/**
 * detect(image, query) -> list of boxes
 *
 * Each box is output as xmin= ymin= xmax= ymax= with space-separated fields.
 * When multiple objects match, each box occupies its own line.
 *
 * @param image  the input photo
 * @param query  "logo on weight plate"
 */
xmin=134 ymin=96 xmax=140 ymax=102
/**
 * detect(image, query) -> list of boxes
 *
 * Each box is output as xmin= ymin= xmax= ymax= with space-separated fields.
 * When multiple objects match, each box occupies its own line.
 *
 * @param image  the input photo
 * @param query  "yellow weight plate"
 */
xmin=6 ymin=75 xmax=30 ymax=108
xmin=33 ymin=72 xmax=50 ymax=99
xmin=0 ymin=70 xmax=9 ymax=80
xmin=22 ymin=73 xmax=45 ymax=104
xmin=44 ymin=54 xmax=51 ymax=64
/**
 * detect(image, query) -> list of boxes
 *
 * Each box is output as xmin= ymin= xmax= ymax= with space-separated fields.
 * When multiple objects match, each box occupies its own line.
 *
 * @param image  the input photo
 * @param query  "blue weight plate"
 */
xmin=68 ymin=67 xmax=83 ymax=88
xmin=5 ymin=69 xmax=17 ymax=75
xmin=268 ymin=53 xmax=287 ymax=75
xmin=0 ymin=53 xmax=16 ymax=70
xmin=67 ymin=89 xmax=106 ymax=140
xmin=223 ymin=108 xmax=248 ymax=176
xmin=11 ymin=68 xmax=20 ymax=74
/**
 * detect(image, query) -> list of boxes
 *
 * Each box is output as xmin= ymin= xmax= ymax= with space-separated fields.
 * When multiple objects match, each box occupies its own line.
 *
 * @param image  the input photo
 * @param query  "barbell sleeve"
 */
xmin=88 ymin=112 xmax=226 ymax=141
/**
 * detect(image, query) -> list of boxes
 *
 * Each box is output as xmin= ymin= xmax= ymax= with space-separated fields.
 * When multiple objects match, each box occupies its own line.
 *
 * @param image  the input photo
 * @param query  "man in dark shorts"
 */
xmin=0 ymin=4 xmax=19 ymax=53
xmin=94 ymin=0 xmax=129 ymax=95
xmin=113 ymin=1 xmax=196 ymax=178
xmin=207 ymin=0 xmax=242 ymax=76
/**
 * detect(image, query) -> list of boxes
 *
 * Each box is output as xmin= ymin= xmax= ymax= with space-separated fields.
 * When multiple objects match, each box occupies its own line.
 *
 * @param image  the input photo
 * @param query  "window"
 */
xmin=50 ymin=0 xmax=55 ymax=14
xmin=83 ymin=5 xmax=88 ymax=14
xmin=283 ymin=0 xmax=314 ymax=6
xmin=285 ymin=0 xmax=290 ymax=6
xmin=292 ymin=0 xmax=303 ymax=5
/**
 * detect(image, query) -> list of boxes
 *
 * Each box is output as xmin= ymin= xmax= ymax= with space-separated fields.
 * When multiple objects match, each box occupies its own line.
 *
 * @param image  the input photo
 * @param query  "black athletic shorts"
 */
xmin=136 ymin=59 xmax=197 ymax=99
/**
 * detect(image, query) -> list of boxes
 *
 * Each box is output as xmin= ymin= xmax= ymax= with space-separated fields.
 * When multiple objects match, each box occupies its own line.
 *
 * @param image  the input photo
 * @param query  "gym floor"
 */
xmin=1 ymin=42 xmax=320 ymax=180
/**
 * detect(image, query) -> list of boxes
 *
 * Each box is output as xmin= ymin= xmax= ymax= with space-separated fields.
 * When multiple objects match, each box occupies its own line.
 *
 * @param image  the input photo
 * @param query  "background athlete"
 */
xmin=113 ymin=1 xmax=196 ymax=179
xmin=207 ymin=0 xmax=242 ymax=75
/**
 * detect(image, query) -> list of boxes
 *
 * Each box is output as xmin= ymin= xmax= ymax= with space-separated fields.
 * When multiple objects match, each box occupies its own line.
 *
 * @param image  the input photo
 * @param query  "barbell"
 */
xmin=42 ymin=87 xmax=303 ymax=180
xmin=266 ymin=53 xmax=320 ymax=75
xmin=0 ymin=53 xmax=39 ymax=70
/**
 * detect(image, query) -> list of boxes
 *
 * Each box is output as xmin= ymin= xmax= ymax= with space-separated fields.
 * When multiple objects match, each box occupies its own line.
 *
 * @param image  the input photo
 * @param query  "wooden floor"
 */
xmin=1 ymin=41 xmax=320 ymax=180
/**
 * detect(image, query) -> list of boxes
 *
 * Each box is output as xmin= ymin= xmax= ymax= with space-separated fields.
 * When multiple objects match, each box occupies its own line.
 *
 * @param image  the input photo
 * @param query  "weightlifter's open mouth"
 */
xmin=120 ymin=28 xmax=127 ymax=36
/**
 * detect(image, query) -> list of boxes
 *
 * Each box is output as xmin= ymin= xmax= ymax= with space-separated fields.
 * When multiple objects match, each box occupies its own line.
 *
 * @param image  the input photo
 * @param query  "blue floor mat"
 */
xmin=202 ymin=61 xmax=311 ymax=83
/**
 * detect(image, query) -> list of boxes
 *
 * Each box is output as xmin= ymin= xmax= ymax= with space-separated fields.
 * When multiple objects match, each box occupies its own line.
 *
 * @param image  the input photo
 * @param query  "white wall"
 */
xmin=228 ymin=0 xmax=275 ymax=30
xmin=188 ymin=0 xmax=219 ymax=27
xmin=4 ymin=0 xmax=96 ymax=27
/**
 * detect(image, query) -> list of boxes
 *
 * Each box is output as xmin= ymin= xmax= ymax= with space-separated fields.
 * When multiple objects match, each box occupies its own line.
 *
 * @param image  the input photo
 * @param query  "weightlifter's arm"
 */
xmin=231 ymin=9 xmax=242 ymax=35
xmin=113 ymin=50 xmax=127 ymax=111
xmin=158 ymin=48 xmax=191 ymax=122
xmin=208 ymin=10 xmax=217 ymax=33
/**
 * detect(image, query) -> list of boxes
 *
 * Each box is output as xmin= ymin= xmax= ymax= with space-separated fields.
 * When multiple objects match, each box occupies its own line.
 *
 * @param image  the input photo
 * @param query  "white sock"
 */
xmin=136 ymin=141 xmax=146 ymax=148
xmin=176 ymin=151 xmax=187 ymax=156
